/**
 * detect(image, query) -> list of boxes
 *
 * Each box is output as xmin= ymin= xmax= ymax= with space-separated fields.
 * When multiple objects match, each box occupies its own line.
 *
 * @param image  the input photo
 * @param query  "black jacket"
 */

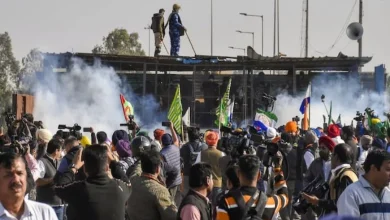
xmin=317 ymin=167 xmax=357 ymax=216
xmin=178 ymin=190 xmax=212 ymax=220
xmin=54 ymin=162 xmax=131 ymax=220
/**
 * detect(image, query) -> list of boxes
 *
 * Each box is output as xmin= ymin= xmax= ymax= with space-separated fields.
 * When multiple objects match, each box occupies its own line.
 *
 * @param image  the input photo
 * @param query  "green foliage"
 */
xmin=0 ymin=32 xmax=20 ymax=114
xmin=19 ymin=48 xmax=44 ymax=93
xmin=92 ymin=28 xmax=146 ymax=56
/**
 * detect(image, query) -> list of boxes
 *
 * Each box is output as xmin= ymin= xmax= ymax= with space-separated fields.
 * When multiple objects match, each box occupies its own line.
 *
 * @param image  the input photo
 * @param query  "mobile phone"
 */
xmin=162 ymin=122 xmax=171 ymax=127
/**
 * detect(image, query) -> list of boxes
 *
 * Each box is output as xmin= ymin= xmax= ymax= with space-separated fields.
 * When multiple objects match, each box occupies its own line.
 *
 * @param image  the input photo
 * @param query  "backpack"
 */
xmin=188 ymin=141 xmax=203 ymax=165
xmin=230 ymin=189 xmax=267 ymax=220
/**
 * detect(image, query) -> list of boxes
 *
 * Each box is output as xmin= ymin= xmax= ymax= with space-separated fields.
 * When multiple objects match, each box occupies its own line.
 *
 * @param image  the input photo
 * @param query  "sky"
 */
xmin=1 ymin=0 xmax=389 ymax=71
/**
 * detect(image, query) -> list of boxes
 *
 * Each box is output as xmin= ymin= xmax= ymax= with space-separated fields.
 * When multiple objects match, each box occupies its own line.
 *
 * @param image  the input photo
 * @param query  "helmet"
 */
xmin=173 ymin=3 xmax=181 ymax=11
xmin=131 ymin=136 xmax=152 ymax=157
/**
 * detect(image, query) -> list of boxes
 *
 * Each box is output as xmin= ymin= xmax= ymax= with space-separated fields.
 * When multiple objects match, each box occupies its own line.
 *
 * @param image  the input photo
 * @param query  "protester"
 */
xmin=160 ymin=133 xmax=182 ymax=203
xmin=166 ymin=4 xmax=186 ymax=56
xmin=151 ymin=9 xmax=166 ymax=56
xmin=302 ymin=135 xmax=335 ymax=220
xmin=341 ymin=126 xmax=358 ymax=170
xmin=180 ymin=127 xmax=208 ymax=195
xmin=153 ymin=128 xmax=165 ymax=151
xmin=356 ymin=135 xmax=373 ymax=176
xmin=36 ymin=138 xmax=64 ymax=220
xmin=327 ymin=124 xmax=345 ymax=145
xmin=337 ymin=149 xmax=390 ymax=219
xmin=115 ymin=137 xmax=135 ymax=174
xmin=303 ymin=143 xmax=358 ymax=216
xmin=178 ymin=163 xmax=213 ymax=220
xmin=279 ymin=132 xmax=299 ymax=220
xmin=127 ymin=149 xmax=177 ymax=220
xmin=301 ymin=130 xmax=319 ymax=178
xmin=58 ymin=136 xmax=80 ymax=173
xmin=54 ymin=145 xmax=131 ymax=220
xmin=196 ymin=131 xmax=224 ymax=206
xmin=0 ymin=152 xmax=58 ymax=220
xmin=216 ymin=155 xmax=288 ymax=219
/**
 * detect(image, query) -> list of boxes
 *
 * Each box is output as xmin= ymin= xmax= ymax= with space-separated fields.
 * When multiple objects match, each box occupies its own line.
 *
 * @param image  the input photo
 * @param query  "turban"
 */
xmin=36 ymin=129 xmax=53 ymax=143
xmin=205 ymin=131 xmax=219 ymax=146
xmin=154 ymin=129 xmax=165 ymax=141
xmin=319 ymin=136 xmax=336 ymax=152
xmin=327 ymin=124 xmax=341 ymax=138
xmin=285 ymin=121 xmax=298 ymax=133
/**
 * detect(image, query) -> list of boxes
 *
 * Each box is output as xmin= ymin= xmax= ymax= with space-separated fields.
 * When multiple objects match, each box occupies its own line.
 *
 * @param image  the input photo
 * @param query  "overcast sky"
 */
xmin=1 ymin=0 xmax=388 ymax=71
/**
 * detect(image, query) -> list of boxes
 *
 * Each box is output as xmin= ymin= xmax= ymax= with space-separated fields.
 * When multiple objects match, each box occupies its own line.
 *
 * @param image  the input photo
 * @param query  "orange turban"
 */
xmin=205 ymin=131 xmax=219 ymax=146
xmin=154 ymin=129 xmax=165 ymax=141
xmin=285 ymin=121 xmax=298 ymax=133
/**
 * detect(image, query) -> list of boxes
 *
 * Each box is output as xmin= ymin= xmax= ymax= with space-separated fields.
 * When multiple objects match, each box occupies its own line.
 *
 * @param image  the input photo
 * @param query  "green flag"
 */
xmin=215 ymin=78 xmax=232 ymax=127
xmin=168 ymin=85 xmax=183 ymax=134
xmin=328 ymin=101 xmax=333 ymax=125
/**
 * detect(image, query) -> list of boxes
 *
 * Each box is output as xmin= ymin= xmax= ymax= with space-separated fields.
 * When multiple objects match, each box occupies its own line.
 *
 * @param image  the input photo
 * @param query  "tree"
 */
xmin=0 ymin=32 xmax=20 ymax=114
xmin=92 ymin=28 xmax=146 ymax=56
xmin=18 ymin=48 xmax=44 ymax=93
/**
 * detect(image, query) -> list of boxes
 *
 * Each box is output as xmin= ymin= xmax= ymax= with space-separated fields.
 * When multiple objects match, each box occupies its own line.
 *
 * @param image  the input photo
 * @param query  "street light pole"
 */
xmin=228 ymin=46 xmax=246 ymax=56
xmin=239 ymin=13 xmax=264 ymax=55
xmin=236 ymin=30 xmax=255 ymax=49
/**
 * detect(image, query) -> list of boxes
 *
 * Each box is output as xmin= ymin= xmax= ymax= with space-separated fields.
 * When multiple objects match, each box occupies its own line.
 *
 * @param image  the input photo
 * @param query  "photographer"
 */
xmin=216 ymin=154 xmax=288 ymax=220
xmin=302 ymin=143 xmax=358 ymax=216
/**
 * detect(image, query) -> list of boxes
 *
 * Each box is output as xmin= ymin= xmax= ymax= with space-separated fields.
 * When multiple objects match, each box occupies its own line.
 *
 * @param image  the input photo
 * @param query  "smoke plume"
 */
xmin=31 ymin=57 xmax=166 ymax=137
xmin=273 ymin=73 xmax=388 ymax=128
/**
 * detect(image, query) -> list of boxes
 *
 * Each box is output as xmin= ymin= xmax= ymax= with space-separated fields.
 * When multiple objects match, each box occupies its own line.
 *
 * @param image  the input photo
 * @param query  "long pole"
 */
xmin=261 ymin=17 xmax=264 ymax=55
xmin=305 ymin=0 xmax=309 ymax=57
xmin=273 ymin=0 xmax=276 ymax=56
xmin=277 ymin=0 xmax=280 ymax=55
xmin=211 ymin=0 xmax=214 ymax=56
xmin=252 ymin=33 xmax=255 ymax=49
xmin=148 ymin=29 xmax=151 ymax=56
xmin=358 ymin=0 xmax=363 ymax=59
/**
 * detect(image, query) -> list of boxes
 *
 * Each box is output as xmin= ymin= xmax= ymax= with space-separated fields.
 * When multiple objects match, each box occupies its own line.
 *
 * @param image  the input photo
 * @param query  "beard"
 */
xmin=319 ymin=151 xmax=330 ymax=161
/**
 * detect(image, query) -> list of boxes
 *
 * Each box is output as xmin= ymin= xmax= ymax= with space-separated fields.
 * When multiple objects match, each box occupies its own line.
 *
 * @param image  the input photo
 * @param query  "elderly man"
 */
xmin=0 ymin=152 xmax=57 ymax=220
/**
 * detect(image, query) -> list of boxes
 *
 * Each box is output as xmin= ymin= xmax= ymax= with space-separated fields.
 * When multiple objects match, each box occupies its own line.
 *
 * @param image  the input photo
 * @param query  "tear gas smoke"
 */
xmin=30 ymin=57 xmax=166 ymax=137
xmin=273 ymin=73 xmax=388 ymax=128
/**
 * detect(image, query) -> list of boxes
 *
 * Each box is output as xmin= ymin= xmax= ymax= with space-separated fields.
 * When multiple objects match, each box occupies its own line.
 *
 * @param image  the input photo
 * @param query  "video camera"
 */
xmin=120 ymin=115 xmax=139 ymax=131
xmin=353 ymin=111 xmax=364 ymax=122
xmin=0 ymin=135 xmax=31 ymax=155
xmin=292 ymin=116 xmax=300 ymax=123
xmin=218 ymin=125 xmax=257 ymax=160
xmin=57 ymin=123 xmax=83 ymax=140
xmin=292 ymin=176 xmax=329 ymax=215
xmin=262 ymin=93 xmax=277 ymax=111
xmin=3 ymin=112 xmax=16 ymax=128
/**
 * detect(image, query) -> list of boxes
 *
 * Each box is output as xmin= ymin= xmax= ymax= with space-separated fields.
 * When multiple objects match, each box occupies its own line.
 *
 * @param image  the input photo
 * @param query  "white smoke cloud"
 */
xmin=273 ymin=74 xmax=388 ymax=129
xmin=31 ymin=57 xmax=166 ymax=138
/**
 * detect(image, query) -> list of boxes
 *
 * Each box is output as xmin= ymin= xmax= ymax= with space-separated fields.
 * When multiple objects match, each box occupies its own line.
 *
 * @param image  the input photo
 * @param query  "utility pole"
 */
xmin=211 ymin=0 xmax=214 ymax=56
xmin=305 ymin=0 xmax=309 ymax=57
xmin=261 ymin=16 xmax=264 ymax=55
xmin=273 ymin=0 xmax=277 ymax=56
xmin=358 ymin=0 xmax=363 ymax=59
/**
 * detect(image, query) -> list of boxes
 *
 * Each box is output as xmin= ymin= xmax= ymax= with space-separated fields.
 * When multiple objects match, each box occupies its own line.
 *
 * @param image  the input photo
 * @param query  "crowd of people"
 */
xmin=1 ymin=113 xmax=390 ymax=220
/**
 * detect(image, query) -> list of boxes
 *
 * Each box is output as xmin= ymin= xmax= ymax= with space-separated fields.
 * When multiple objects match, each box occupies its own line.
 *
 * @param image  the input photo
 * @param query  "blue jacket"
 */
xmin=160 ymin=145 xmax=182 ymax=188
